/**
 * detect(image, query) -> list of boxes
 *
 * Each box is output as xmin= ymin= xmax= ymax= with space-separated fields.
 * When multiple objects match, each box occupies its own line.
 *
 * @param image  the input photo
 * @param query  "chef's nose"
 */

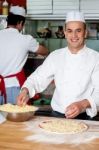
xmin=72 ymin=31 xmax=77 ymax=38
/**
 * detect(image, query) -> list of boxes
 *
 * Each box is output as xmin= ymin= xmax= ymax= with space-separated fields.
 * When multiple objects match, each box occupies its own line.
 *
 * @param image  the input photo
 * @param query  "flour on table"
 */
xmin=23 ymin=117 xmax=99 ymax=144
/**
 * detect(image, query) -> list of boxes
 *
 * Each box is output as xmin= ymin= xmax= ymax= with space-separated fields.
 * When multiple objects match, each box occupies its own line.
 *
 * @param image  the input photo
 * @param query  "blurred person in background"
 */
xmin=17 ymin=11 xmax=99 ymax=120
xmin=0 ymin=6 xmax=48 ymax=104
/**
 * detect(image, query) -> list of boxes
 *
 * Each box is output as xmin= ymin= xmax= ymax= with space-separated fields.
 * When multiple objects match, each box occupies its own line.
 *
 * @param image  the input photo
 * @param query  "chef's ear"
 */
xmin=63 ymin=24 xmax=67 ymax=38
xmin=84 ymin=29 xmax=88 ymax=39
xmin=16 ymin=21 xmax=24 ymax=32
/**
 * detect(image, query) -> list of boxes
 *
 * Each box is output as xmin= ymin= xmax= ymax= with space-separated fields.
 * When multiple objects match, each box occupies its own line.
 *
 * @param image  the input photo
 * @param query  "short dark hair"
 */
xmin=6 ymin=13 xmax=25 ymax=26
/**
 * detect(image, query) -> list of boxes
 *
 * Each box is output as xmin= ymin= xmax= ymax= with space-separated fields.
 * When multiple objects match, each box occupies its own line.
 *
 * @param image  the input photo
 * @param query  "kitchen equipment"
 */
xmin=37 ymin=27 xmax=52 ymax=38
xmin=2 ymin=0 xmax=8 ymax=15
xmin=55 ymin=26 xmax=65 ymax=38
xmin=0 ymin=104 xmax=38 ymax=122
xmin=3 ymin=111 xmax=35 ymax=122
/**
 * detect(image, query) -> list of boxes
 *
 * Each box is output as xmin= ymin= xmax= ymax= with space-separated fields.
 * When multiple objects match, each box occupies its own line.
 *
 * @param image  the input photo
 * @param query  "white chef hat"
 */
xmin=9 ymin=6 xmax=26 ymax=17
xmin=66 ymin=11 xmax=85 ymax=23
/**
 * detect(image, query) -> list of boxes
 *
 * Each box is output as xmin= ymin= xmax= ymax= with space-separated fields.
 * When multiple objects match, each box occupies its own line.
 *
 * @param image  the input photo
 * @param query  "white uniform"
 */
xmin=0 ymin=28 xmax=39 ymax=87
xmin=23 ymin=46 xmax=99 ymax=117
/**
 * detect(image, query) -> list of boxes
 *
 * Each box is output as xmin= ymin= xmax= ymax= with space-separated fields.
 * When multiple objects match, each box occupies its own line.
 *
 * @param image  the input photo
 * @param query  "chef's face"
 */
xmin=64 ymin=21 xmax=87 ymax=53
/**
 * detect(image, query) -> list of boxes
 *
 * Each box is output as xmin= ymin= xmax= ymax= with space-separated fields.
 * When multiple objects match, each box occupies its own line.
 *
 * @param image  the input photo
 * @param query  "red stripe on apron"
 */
xmin=0 ymin=70 xmax=26 ymax=103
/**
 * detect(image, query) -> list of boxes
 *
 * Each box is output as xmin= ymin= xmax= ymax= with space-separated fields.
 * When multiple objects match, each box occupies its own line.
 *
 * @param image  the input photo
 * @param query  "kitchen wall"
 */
xmin=24 ymin=20 xmax=99 ymax=52
xmin=37 ymin=39 xmax=99 ymax=52
xmin=25 ymin=0 xmax=99 ymax=52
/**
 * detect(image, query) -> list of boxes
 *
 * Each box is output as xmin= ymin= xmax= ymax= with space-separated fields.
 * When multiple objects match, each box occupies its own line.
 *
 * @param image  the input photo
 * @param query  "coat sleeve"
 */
xmin=86 ymin=61 xmax=99 ymax=117
xmin=22 ymin=53 xmax=55 ymax=98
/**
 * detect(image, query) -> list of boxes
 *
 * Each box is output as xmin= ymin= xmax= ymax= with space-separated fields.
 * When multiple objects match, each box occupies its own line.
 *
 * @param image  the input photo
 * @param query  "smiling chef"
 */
xmin=17 ymin=11 xmax=99 ymax=120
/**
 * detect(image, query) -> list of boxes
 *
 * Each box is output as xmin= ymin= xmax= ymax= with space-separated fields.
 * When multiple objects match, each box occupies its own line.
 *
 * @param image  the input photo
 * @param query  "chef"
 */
xmin=0 ymin=6 xmax=48 ymax=104
xmin=17 ymin=11 xmax=99 ymax=119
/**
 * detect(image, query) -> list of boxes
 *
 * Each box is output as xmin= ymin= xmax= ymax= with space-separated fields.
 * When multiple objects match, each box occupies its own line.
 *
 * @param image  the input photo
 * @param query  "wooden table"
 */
xmin=0 ymin=116 xmax=99 ymax=150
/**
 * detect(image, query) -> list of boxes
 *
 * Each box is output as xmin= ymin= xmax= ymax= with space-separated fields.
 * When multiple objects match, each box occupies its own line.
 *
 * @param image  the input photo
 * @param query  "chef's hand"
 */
xmin=17 ymin=87 xmax=30 ymax=106
xmin=65 ymin=99 xmax=90 ymax=119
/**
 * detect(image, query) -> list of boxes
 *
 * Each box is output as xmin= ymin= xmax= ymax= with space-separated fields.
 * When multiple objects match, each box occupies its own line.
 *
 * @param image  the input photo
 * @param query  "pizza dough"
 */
xmin=39 ymin=119 xmax=88 ymax=134
xmin=0 ymin=103 xmax=38 ymax=113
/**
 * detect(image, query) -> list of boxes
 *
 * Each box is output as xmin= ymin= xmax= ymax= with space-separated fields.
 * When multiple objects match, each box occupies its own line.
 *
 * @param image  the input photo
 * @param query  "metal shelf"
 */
xmin=0 ymin=15 xmax=7 ymax=18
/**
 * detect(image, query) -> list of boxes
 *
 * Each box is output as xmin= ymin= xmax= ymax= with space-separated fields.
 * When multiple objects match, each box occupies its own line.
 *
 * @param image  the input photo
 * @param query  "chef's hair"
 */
xmin=6 ymin=13 xmax=25 ymax=26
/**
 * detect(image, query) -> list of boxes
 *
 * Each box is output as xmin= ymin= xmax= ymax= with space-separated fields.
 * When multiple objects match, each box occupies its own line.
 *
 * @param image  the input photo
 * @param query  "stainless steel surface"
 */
xmin=1 ymin=111 xmax=37 ymax=122
xmin=6 ymin=112 xmax=35 ymax=122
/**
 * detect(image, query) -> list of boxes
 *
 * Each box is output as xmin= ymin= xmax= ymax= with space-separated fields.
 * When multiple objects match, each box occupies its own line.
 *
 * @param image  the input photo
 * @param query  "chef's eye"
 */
xmin=66 ymin=29 xmax=72 ymax=33
xmin=76 ymin=29 xmax=81 ymax=32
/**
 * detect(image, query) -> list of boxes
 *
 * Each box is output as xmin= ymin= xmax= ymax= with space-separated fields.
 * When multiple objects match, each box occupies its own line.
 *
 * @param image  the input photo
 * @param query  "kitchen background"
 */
xmin=0 ymin=0 xmax=99 ymax=52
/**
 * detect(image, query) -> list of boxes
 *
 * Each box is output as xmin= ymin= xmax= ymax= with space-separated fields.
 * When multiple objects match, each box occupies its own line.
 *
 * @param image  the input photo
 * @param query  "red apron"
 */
xmin=0 ymin=70 xmax=26 ymax=103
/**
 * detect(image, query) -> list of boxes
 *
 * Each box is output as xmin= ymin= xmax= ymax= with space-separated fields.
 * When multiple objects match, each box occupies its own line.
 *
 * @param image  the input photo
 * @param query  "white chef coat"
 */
xmin=0 ymin=28 xmax=39 ymax=87
xmin=23 ymin=45 xmax=99 ymax=117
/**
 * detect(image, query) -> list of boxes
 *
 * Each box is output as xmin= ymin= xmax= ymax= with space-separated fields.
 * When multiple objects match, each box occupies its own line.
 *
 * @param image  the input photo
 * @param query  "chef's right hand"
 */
xmin=17 ymin=87 xmax=30 ymax=106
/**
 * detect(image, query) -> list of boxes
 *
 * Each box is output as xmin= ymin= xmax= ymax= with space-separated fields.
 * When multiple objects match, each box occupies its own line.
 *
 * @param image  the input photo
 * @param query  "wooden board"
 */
xmin=0 ymin=116 xmax=99 ymax=150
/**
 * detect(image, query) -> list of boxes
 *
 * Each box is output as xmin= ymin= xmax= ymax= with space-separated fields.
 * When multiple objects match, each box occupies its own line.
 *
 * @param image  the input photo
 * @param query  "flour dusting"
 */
xmin=23 ymin=117 xmax=99 ymax=144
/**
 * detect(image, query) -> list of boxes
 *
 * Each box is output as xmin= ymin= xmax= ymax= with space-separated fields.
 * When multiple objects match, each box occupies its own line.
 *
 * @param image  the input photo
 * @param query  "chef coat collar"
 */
xmin=67 ymin=45 xmax=87 ymax=55
xmin=6 ymin=27 xmax=19 ymax=33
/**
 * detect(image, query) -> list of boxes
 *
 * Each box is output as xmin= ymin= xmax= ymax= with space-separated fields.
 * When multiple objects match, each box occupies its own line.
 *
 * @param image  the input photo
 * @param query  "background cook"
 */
xmin=0 ymin=6 xmax=48 ymax=104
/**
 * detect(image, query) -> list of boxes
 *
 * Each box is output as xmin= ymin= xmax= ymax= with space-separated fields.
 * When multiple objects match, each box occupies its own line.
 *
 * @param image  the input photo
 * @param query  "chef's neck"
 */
xmin=7 ymin=25 xmax=22 ymax=32
xmin=68 ymin=44 xmax=85 ymax=54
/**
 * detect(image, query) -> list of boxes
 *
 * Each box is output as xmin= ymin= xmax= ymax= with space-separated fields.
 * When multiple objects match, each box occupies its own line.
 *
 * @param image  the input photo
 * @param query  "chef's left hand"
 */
xmin=65 ymin=99 xmax=90 ymax=119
